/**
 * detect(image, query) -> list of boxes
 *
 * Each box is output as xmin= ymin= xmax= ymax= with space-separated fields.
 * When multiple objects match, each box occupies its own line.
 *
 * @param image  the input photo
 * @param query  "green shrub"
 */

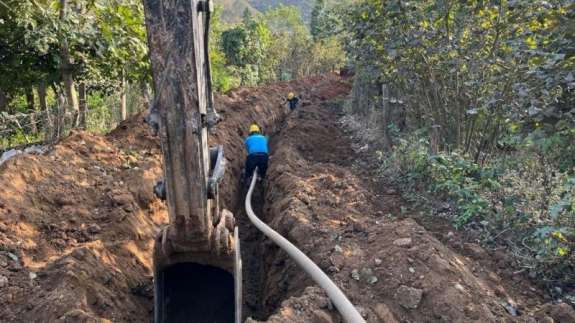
xmin=0 ymin=129 xmax=44 ymax=149
xmin=382 ymin=134 xmax=497 ymax=227
xmin=382 ymin=130 xmax=575 ymax=284
xmin=86 ymin=92 xmax=115 ymax=134
xmin=428 ymin=154 xmax=498 ymax=228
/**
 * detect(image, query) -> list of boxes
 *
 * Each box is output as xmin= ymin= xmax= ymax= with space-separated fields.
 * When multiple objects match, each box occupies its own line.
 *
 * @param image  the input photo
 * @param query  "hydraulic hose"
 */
xmin=245 ymin=172 xmax=366 ymax=323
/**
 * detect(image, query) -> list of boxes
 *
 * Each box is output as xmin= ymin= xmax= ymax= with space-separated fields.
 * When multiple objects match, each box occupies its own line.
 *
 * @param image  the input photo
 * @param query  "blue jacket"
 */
xmin=245 ymin=134 xmax=269 ymax=155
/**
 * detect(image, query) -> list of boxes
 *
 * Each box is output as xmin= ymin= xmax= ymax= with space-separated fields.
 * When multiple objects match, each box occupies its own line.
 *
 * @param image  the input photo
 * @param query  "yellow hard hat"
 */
xmin=249 ymin=124 xmax=261 ymax=133
xmin=288 ymin=92 xmax=295 ymax=99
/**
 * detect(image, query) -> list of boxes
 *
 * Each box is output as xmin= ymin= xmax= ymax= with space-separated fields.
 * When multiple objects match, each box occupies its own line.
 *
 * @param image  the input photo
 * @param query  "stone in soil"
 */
xmin=393 ymin=237 xmax=413 ymax=247
xmin=395 ymin=285 xmax=424 ymax=309
xmin=0 ymin=275 xmax=8 ymax=288
xmin=373 ymin=303 xmax=399 ymax=323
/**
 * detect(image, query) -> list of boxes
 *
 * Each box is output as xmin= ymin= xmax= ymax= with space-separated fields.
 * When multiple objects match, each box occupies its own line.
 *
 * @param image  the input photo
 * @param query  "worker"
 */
xmin=287 ymin=92 xmax=300 ymax=110
xmin=244 ymin=123 xmax=269 ymax=182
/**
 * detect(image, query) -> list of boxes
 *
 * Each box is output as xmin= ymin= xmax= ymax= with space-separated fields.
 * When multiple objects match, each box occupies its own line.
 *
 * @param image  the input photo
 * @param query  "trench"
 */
xmin=235 ymin=124 xmax=290 ymax=321
xmin=158 ymin=263 xmax=235 ymax=323
xmin=152 ymin=106 xmax=294 ymax=323
xmin=236 ymin=107 xmax=331 ymax=321
xmin=152 ymin=76 xmax=349 ymax=322
xmin=236 ymin=177 xmax=268 ymax=320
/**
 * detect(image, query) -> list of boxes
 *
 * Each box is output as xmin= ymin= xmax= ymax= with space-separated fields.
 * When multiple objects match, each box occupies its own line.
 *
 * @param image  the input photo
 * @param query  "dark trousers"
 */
xmin=245 ymin=153 xmax=269 ymax=180
xmin=288 ymin=99 xmax=299 ymax=110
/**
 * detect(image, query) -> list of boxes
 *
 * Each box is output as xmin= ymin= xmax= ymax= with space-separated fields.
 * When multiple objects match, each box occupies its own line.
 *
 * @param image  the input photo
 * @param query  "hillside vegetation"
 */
xmin=215 ymin=0 xmax=258 ymax=23
xmin=1 ymin=0 xmax=345 ymax=148
xmin=215 ymin=0 xmax=349 ymax=22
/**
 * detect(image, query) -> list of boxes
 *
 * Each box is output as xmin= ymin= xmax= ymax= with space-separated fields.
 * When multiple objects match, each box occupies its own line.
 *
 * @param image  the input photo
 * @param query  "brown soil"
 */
xmin=247 ymin=99 xmax=574 ymax=322
xmin=0 ymin=75 xmax=346 ymax=322
xmin=1 ymin=74 xmax=573 ymax=323
xmin=0 ymin=130 xmax=164 ymax=322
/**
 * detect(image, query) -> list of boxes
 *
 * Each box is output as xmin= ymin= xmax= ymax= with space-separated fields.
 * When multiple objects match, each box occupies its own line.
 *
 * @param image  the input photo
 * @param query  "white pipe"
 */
xmin=245 ymin=171 xmax=366 ymax=323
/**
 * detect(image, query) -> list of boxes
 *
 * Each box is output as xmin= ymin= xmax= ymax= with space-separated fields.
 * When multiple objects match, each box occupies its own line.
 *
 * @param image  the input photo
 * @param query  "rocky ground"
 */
xmin=0 ymin=75 xmax=573 ymax=322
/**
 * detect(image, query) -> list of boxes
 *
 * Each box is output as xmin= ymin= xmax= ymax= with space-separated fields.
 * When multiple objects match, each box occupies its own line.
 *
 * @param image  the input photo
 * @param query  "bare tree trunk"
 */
xmin=38 ymin=82 xmax=54 ymax=140
xmin=473 ymin=117 xmax=493 ymax=163
xmin=78 ymin=82 xmax=87 ymax=128
xmin=59 ymin=0 xmax=79 ymax=125
xmin=0 ymin=88 xmax=7 ymax=112
xmin=444 ymin=0 xmax=453 ymax=42
xmin=25 ymin=87 xmax=35 ymax=112
xmin=50 ymin=84 xmax=65 ymax=142
xmin=381 ymin=84 xmax=392 ymax=150
xmin=430 ymin=125 xmax=441 ymax=155
xmin=62 ymin=73 xmax=78 ymax=122
xmin=56 ymin=93 xmax=66 ymax=141
xmin=25 ymin=87 xmax=38 ymax=134
xmin=38 ymin=83 xmax=48 ymax=112
xmin=141 ymin=80 xmax=151 ymax=112
xmin=120 ymin=70 xmax=127 ymax=121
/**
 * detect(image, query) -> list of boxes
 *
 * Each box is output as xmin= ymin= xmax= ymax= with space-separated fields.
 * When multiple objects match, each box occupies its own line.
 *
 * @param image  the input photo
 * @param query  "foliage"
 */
xmin=0 ymin=128 xmax=44 ymax=149
xmin=0 ymin=1 xmax=59 ymax=93
xmin=309 ymin=1 xmax=347 ymax=42
xmin=309 ymin=37 xmax=347 ymax=75
xmin=429 ymin=154 xmax=496 ymax=227
xmin=1 ymin=1 xmax=346 ymax=115
xmin=343 ymin=0 xmax=574 ymax=161
xmin=218 ymin=4 xmax=347 ymax=85
xmin=209 ymin=6 xmax=240 ymax=93
xmin=0 ymin=0 xmax=149 ymax=113
xmin=339 ymin=0 xmax=574 ymax=286
xmin=262 ymin=5 xmax=313 ymax=80
xmin=310 ymin=0 xmax=325 ymax=40
xmin=379 ymin=133 xmax=574 ymax=283
xmin=221 ymin=11 xmax=272 ymax=85
xmin=222 ymin=27 xmax=249 ymax=66
xmin=91 ymin=0 xmax=149 ymax=85
xmin=85 ymin=91 xmax=115 ymax=133
xmin=246 ymin=0 xmax=350 ymax=23
xmin=382 ymin=135 xmax=495 ymax=227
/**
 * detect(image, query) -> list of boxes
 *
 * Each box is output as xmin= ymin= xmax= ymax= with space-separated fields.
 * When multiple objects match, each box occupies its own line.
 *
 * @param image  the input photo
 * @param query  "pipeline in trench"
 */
xmin=153 ymin=76 xmax=348 ymax=322
xmin=236 ymin=120 xmax=295 ymax=321
xmin=240 ymin=112 xmax=322 ymax=321
xmin=153 ymin=118 xmax=300 ymax=323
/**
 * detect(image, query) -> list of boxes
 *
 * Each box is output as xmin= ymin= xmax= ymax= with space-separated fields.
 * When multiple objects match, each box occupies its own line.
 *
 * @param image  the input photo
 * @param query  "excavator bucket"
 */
xmin=143 ymin=1 xmax=241 ymax=322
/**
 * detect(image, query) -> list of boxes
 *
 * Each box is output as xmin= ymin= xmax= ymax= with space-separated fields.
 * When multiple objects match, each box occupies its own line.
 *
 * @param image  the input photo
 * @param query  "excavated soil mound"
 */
xmin=248 ymin=101 xmax=570 ymax=322
xmin=0 ymin=130 xmax=164 ymax=322
xmin=0 ymin=75 xmax=345 ymax=323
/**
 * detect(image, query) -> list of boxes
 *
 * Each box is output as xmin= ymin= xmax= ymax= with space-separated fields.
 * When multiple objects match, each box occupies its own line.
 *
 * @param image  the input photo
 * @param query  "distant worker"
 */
xmin=244 ymin=123 xmax=269 ymax=183
xmin=287 ymin=92 xmax=300 ymax=110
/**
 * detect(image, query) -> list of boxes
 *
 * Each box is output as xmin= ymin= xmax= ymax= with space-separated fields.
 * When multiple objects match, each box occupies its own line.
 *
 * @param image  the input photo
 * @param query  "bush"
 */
xmin=86 ymin=92 xmax=115 ymax=134
xmin=381 ymin=130 xmax=575 ymax=285
xmin=0 ymin=129 xmax=44 ymax=149
xmin=383 ymin=136 xmax=497 ymax=227
xmin=428 ymin=154 xmax=498 ymax=228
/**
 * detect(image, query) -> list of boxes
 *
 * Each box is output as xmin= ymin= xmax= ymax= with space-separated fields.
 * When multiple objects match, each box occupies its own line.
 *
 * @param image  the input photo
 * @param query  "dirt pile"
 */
xmin=0 ymin=130 xmax=164 ymax=322
xmin=0 ymin=75 xmax=345 ymax=322
xmin=248 ymin=100 xmax=572 ymax=322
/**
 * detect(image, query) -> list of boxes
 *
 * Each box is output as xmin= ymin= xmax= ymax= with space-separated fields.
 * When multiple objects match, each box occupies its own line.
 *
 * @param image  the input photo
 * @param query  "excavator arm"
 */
xmin=142 ymin=0 xmax=241 ymax=322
